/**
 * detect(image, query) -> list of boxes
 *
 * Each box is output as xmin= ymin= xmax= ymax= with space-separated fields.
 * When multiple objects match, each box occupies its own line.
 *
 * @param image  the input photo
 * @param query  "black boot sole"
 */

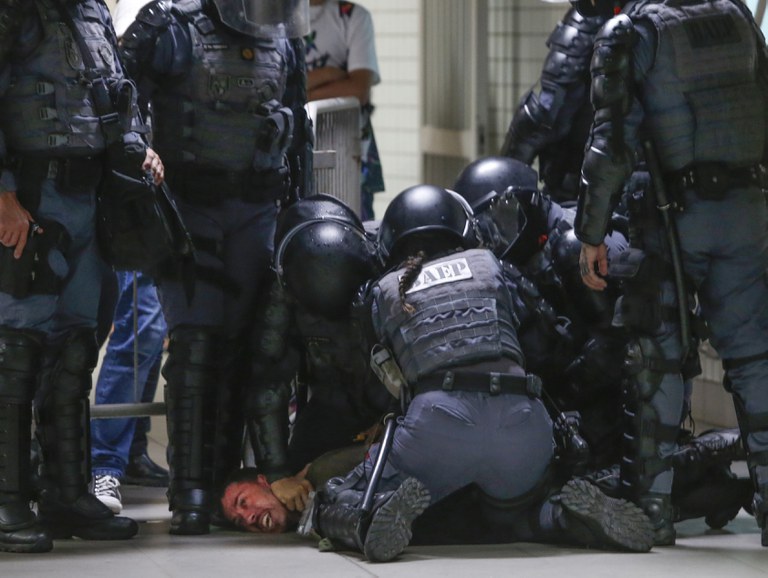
xmin=561 ymin=479 xmax=655 ymax=553
xmin=363 ymin=478 xmax=431 ymax=563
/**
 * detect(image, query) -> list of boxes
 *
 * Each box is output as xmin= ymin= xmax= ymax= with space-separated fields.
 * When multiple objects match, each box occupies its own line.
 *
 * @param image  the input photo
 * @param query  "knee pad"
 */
xmin=621 ymin=336 xmax=682 ymax=495
xmin=163 ymin=325 xmax=222 ymax=392
xmin=0 ymin=326 xmax=44 ymax=401
xmin=42 ymin=328 xmax=99 ymax=403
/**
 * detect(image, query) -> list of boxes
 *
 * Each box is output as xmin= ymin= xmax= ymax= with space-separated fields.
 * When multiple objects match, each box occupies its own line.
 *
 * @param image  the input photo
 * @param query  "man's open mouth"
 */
xmin=259 ymin=511 xmax=273 ymax=531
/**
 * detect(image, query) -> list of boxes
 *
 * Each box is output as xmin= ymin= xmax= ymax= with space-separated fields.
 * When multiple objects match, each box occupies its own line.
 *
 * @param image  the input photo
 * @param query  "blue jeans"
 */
xmin=91 ymin=271 xmax=167 ymax=478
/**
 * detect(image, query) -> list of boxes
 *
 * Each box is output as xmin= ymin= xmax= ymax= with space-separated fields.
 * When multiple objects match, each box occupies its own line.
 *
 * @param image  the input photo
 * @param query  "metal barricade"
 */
xmin=307 ymin=97 xmax=362 ymax=216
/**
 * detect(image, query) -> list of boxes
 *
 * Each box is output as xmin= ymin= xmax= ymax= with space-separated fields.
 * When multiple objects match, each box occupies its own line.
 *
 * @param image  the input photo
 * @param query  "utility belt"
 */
xmin=13 ymin=155 xmax=104 ymax=196
xmin=414 ymin=370 xmax=542 ymax=398
xmin=666 ymin=162 xmax=765 ymax=202
xmin=167 ymin=164 xmax=288 ymax=206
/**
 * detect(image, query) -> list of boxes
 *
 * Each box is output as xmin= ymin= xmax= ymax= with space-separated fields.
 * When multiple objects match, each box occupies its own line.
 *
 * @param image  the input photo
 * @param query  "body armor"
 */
xmin=635 ymin=0 xmax=766 ymax=171
xmin=150 ymin=2 xmax=292 ymax=171
xmin=0 ymin=0 xmax=121 ymax=156
xmin=373 ymin=248 xmax=523 ymax=383
xmin=502 ymin=9 xmax=606 ymax=201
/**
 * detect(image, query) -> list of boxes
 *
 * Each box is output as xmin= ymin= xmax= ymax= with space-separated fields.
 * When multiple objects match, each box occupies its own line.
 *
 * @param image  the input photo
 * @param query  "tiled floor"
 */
xmin=3 ymin=416 xmax=766 ymax=578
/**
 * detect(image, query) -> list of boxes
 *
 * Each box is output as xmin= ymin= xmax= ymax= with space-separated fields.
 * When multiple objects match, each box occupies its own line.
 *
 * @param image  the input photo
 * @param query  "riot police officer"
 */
xmin=119 ymin=0 xmax=313 ymax=535
xmin=453 ymin=155 xmax=753 ymax=530
xmin=0 ymin=0 xmax=162 ymax=553
xmin=573 ymin=0 xmax=768 ymax=547
xmin=453 ymin=157 xmax=628 ymax=452
xmin=246 ymin=194 xmax=389 ymax=480
xmin=501 ymin=6 xmax=607 ymax=204
xmin=297 ymin=185 xmax=654 ymax=562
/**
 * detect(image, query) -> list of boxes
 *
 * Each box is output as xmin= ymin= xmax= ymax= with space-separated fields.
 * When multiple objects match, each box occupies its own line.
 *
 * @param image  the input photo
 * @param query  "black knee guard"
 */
xmin=0 ymin=325 xmax=51 ymax=553
xmin=163 ymin=326 xmax=220 ymax=521
xmin=0 ymin=327 xmax=43 ymax=503
xmin=724 ymin=352 xmax=768 ymax=545
xmin=245 ymin=381 xmax=291 ymax=481
xmin=35 ymin=328 xmax=99 ymax=504
xmin=620 ymin=336 xmax=681 ymax=498
xmin=212 ymin=340 xmax=247 ymax=493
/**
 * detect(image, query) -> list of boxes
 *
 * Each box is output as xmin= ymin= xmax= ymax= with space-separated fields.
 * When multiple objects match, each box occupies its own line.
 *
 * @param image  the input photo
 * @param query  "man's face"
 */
xmin=221 ymin=475 xmax=289 ymax=534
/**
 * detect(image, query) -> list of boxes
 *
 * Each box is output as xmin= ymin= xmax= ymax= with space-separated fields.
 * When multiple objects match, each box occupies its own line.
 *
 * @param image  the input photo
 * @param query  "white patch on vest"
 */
xmin=404 ymin=257 xmax=473 ymax=294
xmin=203 ymin=43 xmax=229 ymax=51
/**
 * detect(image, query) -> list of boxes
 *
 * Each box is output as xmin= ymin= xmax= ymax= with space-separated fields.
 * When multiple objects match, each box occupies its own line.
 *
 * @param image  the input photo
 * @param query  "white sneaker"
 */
xmin=92 ymin=474 xmax=123 ymax=514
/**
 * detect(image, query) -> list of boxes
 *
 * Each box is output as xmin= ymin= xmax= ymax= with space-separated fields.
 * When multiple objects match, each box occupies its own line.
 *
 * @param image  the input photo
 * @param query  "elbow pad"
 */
xmin=543 ymin=8 xmax=605 ymax=86
xmin=590 ymin=15 xmax=635 ymax=120
xmin=501 ymin=89 xmax=551 ymax=162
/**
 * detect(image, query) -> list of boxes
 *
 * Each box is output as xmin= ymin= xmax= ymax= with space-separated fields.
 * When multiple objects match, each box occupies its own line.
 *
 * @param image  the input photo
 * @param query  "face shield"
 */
xmin=476 ymin=186 xmax=531 ymax=258
xmin=211 ymin=0 xmax=310 ymax=38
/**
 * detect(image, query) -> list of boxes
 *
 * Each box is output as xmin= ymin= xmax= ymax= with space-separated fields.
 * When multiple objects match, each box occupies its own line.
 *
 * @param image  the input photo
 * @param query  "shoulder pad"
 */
xmin=547 ymin=8 xmax=605 ymax=57
xmin=135 ymin=0 xmax=172 ymax=28
xmin=564 ymin=7 xmax=608 ymax=34
xmin=595 ymin=13 xmax=636 ymax=47
xmin=173 ymin=0 xmax=215 ymax=35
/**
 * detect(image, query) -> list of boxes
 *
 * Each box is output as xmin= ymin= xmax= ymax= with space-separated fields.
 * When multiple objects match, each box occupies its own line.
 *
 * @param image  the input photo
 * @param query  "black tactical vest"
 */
xmin=374 ymin=248 xmax=523 ymax=383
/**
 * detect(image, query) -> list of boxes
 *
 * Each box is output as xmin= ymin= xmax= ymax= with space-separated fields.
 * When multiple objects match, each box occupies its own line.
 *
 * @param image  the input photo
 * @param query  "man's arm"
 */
xmin=308 ymin=67 xmax=375 ymax=105
xmin=270 ymin=464 xmax=313 ymax=512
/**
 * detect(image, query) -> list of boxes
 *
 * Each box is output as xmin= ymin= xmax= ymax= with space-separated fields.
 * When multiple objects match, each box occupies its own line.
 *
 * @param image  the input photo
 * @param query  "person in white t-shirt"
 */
xmin=306 ymin=0 xmax=384 ymax=220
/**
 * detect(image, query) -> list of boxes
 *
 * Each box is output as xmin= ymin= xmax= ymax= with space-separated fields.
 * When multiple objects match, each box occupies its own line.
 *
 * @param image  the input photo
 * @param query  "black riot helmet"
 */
xmin=275 ymin=197 xmax=377 ymax=318
xmin=453 ymin=156 xmax=538 ymax=214
xmin=275 ymin=193 xmax=364 ymax=247
xmin=452 ymin=157 xmax=540 ymax=258
xmin=377 ymin=184 xmax=478 ymax=267
xmin=569 ymin=0 xmax=624 ymax=18
xmin=209 ymin=0 xmax=310 ymax=38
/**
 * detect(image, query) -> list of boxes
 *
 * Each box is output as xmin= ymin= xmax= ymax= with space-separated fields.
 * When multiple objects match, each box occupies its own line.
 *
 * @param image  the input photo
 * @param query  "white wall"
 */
xmin=363 ymin=0 xmax=564 ymax=217
xmin=353 ymin=0 xmax=422 ymax=217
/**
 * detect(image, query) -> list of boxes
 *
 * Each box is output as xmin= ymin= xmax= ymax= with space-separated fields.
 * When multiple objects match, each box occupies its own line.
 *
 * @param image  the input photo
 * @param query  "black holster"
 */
xmin=0 ymin=220 xmax=70 ymax=299
xmin=97 ymin=139 xmax=194 ymax=276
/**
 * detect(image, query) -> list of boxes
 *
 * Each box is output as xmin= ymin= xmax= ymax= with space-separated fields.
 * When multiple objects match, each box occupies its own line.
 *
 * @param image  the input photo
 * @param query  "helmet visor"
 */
xmin=214 ymin=0 xmax=310 ymax=38
xmin=478 ymin=187 xmax=527 ymax=255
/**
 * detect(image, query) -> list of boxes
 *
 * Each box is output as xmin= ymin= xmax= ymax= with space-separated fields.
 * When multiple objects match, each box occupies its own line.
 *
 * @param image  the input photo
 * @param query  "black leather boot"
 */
xmin=673 ymin=464 xmax=753 ymax=529
xmin=35 ymin=330 xmax=138 ymax=541
xmin=673 ymin=428 xmax=746 ymax=471
xmin=557 ymin=479 xmax=654 ymax=552
xmin=124 ymin=453 xmax=169 ymax=487
xmin=0 ymin=328 xmax=52 ymax=553
xmin=638 ymin=493 xmax=676 ymax=546
xmin=163 ymin=327 xmax=219 ymax=536
xmin=313 ymin=477 xmax=431 ymax=563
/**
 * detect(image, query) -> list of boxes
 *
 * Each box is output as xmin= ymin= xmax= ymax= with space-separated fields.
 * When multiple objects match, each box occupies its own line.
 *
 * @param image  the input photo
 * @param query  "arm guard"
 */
xmin=118 ymin=0 xmax=173 ymax=80
xmin=500 ymin=8 xmax=605 ymax=161
xmin=575 ymin=14 xmax=637 ymax=246
xmin=285 ymin=37 xmax=314 ymax=202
